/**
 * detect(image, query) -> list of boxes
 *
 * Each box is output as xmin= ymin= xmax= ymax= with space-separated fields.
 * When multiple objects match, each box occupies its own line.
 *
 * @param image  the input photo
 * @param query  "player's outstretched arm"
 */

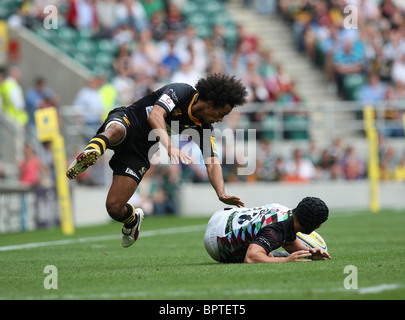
xmin=282 ymin=238 xmax=310 ymax=253
xmin=147 ymin=105 xmax=191 ymax=164
xmin=244 ymin=244 xmax=312 ymax=263
xmin=205 ymin=156 xmax=244 ymax=207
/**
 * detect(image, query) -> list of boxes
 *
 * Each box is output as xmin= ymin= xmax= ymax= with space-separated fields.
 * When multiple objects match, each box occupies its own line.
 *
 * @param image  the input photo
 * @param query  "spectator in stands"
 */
xmin=379 ymin=146 xmax=397 ymax=180
xmin=25 ymin=77 xmax=59 ymax=130
xmin=394 ymin=154 xmax=405 ymax=181
xmin=315 ymin=148 xmax=340 ymax=180
xmin=112 ymin=57 xmax=137 ymax=106
xmin=276 ymin=80 xmax=302 ymax=105
xmin=391 ymin=52 xmax=405 ymax=86
xmin=357 ymin=72 xmax=387 ymax=105
xmin=114 ymin=0 xmax=149 ymax=33
xmin=0 ymin=66 xmax=28 ymax=127
xmin=380 ymin=0 xmax=397 ymax=20
xmin=273 ymin=156 xmax=286 ymax=181
xmin=131 ymin=29 xmax=160 ymax=81
xmin=382 ymin=85 xmax=404 ymax=137
xmin=161 ymin=40 xmax=182 ymax=76
xmin=211 ymin=23 xmax=228 ymax=53
xmin=19 ymin=143 xmax=41 ymax=188
xmin=7 ymin=3 xmax=29 ymax=29
xmin=303 ymin=0 xmax=333 ymax=61
xmin=73 ymin=76 xmax=104 ymax=140
xmin=170 ymin=60 xmax=202 ymax=86
xmin=355 ymin=0 xmax=380 ymax=25
xmin=236 ymin=24 xmax=259 ymax=57
xmin=66 ymin=0 xmax=99 ymax=30
xmin=319 ymin=22 xmax=346 ymax=87
xmin=369 ymin=44 xmax=393 ymax=82
xmin=333 ymin=39 xmax=365 ymax=98
xmin=329 ymin=137 xmax=345 ymax=163
xmin=149 ymin=10 xmax=168 ymax=41
xmin=266 ymin=64 xmax=292 ymax=102
xmin=382 ymin=28 xmax=405 ymax=63
xmin=284 ymin=148 xmax=316 ymax=182
xmin=95 ymin=0 xmax=117 ymax=38
xmin=242 ymin=57 xmax=269 ymax=104
xmin=166 ymin=1 xmax=187 ymax=34
xmin=154 ymin=164 xmax=181 ymax=215
xmin=112 ymin=23 xmax=137 ymax=46
xmin=98 ymin=73 xmax=118 ymax=121
xmin=77 ymin=0 xmax=98 ymax=29
xmin=177 ymin=25 xmax=208 ymax=74
xmin=113 ymin=43 xmax=132 ymax=75
xmin=258 ymin=49 xmax=277 ymax=80
xmin=394 ymin=81 xmax=405 ymax=100
xmin=255 ymin=139 xmax=279 ymax=181
xmin=225 ymin=42 xmax=248 ymax=79
xmin=340 ymin=146 xmax=366 ymax=180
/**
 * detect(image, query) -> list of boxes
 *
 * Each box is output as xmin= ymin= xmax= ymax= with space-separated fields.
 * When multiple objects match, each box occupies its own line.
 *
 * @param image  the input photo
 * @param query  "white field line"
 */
xmin=22 ymin=283 xmax=404 ymax=300
xmin=0 ymin=224 xmax=207 ymax=252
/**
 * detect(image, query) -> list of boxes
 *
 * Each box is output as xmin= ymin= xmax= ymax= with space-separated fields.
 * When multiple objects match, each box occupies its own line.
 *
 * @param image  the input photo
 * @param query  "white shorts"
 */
xmin=204 ymin=209 xmax=229 ymax=262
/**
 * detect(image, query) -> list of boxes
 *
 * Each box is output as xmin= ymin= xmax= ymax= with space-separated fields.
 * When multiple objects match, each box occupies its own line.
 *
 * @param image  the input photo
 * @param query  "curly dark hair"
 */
xmin=293 ymin=197 xmax=329 ymax=234
xmin=195 ymin=73 xmax=248 ymax=108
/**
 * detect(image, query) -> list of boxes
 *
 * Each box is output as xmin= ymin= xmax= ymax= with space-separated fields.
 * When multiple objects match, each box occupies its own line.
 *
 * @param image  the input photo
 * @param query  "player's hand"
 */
xmin=218 ymin=194 xmax=245 ymax=207
xmin=286 ymin=250 xmax=312 ymax=262
xmin=169 ymin=147 xmax=191 ymax=165
xmin=309 ymin=248 xmax=332 ymax=260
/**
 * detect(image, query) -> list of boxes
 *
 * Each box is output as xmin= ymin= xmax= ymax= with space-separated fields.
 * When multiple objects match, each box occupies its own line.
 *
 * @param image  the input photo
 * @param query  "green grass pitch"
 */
xmin=0 ymin=209 xmax=404 ymax=300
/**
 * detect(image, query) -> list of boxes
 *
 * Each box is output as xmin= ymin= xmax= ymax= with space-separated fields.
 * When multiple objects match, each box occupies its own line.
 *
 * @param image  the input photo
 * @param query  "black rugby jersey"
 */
xmin=251 ymin=215 xmax=296 ymax=256
xmin=124 ymin=83 xmax=217 ymax=159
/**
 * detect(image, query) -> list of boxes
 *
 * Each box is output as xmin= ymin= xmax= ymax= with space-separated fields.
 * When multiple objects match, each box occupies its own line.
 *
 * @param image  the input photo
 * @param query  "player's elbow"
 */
xmin=244 ymin=253 xmax=255 ymax=264
xmin=147 ymin=106 xmax=166 ymax=124
xmin=244 ymin=245 xmax=262 ymax=263
xmin=146 ymin=109 xmax=160 ymax=125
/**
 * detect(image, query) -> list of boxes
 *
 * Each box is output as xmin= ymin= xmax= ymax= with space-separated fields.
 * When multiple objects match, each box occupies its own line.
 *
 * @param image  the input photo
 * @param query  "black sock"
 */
xmin=84 ymin=134 xmax=110 ymax=156
xmin=120 ymin=203 xmax=138 ymax=228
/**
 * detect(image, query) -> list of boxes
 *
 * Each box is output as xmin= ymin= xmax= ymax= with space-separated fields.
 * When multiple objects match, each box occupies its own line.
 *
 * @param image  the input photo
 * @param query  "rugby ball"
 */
xmin=296 ymin=231 xmax=327 ymax=251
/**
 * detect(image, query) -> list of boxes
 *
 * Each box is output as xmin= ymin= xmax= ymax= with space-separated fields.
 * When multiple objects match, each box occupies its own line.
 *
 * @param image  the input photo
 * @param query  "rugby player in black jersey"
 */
xmin=66 ymin=73 xmax=248 ymax=248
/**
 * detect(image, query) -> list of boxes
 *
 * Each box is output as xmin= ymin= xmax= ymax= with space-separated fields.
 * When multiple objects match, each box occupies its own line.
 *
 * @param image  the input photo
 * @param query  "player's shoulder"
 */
xmin=160 ymin=82 xmax=196 ymax=96
xmin=263 ymin=203 xmax=290 ymax=211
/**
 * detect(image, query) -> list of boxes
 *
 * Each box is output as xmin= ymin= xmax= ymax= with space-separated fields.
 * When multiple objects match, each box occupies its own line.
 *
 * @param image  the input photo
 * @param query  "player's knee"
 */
xmin=104 ymin=122 xmax=126 ymax=146
xmin=106 ymin=200 xmax=125 ymax=221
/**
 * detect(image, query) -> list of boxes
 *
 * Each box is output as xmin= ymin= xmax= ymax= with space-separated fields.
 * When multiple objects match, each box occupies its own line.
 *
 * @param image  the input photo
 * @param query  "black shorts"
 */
xmin=97 ymin=107 xmax=158 ymax=184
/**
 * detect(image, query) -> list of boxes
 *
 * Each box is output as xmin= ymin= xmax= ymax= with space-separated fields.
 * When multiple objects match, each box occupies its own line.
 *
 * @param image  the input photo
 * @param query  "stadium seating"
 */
xmin=0 ymin=0 xmax=20 ymax=20
xmin=3 ymin=0 xmax=236 ymax=78
xmin=183 ymin=0 xmax=238 ymax=48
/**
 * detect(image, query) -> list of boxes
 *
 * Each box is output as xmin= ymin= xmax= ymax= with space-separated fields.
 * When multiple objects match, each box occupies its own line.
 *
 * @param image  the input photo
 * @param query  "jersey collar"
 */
xmin=188 ymin=93 xmax=202 ymax=127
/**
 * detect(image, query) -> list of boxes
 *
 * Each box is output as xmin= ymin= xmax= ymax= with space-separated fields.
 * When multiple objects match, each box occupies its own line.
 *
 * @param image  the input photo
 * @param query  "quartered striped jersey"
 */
xmin=216 ymin=204 xmax=295 ymax=263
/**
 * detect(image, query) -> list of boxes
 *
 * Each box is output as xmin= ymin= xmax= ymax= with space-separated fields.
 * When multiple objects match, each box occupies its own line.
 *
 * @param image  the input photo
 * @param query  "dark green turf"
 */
xmin=0 ymin=210 xmax=404 ymax=300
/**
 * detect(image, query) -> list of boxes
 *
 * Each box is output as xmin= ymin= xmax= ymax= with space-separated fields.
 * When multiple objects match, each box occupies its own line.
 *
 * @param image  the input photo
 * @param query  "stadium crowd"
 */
xmin=279 ymin=0 xmax=405 ymax=112
xmin=1 ymin=0 xmax=405 ymax=215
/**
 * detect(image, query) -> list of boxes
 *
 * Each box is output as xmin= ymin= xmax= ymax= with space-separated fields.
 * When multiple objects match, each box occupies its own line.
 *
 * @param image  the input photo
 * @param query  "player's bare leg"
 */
xmin=106 ymin=175 xmax=145 ymax=248
xmin=66 ymin=123 xmax=125 ymax=180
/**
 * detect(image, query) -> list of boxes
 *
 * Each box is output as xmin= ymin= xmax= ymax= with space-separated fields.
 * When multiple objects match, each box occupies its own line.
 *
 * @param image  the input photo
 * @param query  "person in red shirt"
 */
xmin=19 ymin=143 xmax=41 ymax=187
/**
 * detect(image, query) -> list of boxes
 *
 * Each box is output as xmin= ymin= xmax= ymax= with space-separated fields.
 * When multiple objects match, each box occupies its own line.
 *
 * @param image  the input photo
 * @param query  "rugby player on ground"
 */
xmin=204 ymin=196 xmax=331 ymax=263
